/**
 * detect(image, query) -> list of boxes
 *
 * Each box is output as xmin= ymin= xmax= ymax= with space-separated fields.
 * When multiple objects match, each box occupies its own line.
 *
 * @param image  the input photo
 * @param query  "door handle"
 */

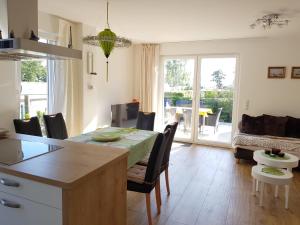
xmin=0 ymin=178 xmax=20 ymax=188
xmin=0 ymin=199 xmax=21 ymax=209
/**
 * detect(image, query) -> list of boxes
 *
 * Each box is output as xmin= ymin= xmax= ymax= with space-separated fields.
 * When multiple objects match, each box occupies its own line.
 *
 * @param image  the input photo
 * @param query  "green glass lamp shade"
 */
xmin=98 ymin=28 xmax=116 ymax=82
xmin=98 ymin=28 xmax=116 ymax=58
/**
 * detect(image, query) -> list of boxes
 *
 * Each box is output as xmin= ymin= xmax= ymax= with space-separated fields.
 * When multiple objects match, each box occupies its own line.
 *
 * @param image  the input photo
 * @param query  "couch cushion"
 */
xmin=286 ymin=116 xmax=300 ymax=138
xmin=263 ymin=114 xmax=288 ymax=137
xmin=241 ymin=114 xmax=265 ymax=135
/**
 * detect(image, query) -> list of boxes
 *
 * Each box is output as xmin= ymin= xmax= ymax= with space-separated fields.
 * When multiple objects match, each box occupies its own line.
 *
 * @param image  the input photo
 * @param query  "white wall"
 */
xmin=82 ymin=25 xmax=134 ymax=132
xmin=160 ymin=37 xmax=300 ymax=127
xmin=0 ymin=62 xmax=20 ymax=131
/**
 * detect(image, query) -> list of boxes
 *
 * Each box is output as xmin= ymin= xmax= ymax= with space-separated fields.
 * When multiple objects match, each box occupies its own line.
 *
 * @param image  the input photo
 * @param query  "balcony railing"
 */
xmin=20 ymin=94 xmax=47 ymax=119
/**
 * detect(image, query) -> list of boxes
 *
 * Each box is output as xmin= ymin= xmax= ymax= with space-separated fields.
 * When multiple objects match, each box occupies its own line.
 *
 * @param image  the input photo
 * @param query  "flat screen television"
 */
xmin=111 ymin=102 xmax=139 ymax=128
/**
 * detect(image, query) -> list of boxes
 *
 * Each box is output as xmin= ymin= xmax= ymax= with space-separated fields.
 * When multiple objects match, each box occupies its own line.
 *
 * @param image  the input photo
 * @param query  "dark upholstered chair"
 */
xmin=13 ymin=117 xmax=42 ymax=137
xmin=136 ymin=111 xmax=156 ymax=131
xmin=127 ymin=129 xmax=171 ymax=225
xmin=138 ymin=122 xmax=178 ymax=195
xmin=43 ymin=113 xmax=68 ymax=140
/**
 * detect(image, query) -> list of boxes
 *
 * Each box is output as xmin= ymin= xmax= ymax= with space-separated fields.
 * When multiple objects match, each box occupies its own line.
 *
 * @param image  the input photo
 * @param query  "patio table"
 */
xmin=167 ymin=107 xmax=213 ymax=132
xmin=168 ymin=106 xmax=213 ymax=117
xmin=68 ymin=127 xmax=158 ymax=168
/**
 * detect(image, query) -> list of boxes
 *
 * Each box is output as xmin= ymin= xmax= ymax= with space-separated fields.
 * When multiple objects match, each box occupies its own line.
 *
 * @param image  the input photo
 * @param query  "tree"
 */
xmin=21 ymin=61 xmax=47 ymax=82
xmin=165 ymin=60 xmax=191 ymax=88
xmin=211 ymin=70 xmax=225 ymax=89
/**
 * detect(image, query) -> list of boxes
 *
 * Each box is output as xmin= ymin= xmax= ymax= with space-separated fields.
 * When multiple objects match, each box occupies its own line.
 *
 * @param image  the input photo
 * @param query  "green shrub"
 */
xmin=164 ymin=89 xmax=233 ymax=123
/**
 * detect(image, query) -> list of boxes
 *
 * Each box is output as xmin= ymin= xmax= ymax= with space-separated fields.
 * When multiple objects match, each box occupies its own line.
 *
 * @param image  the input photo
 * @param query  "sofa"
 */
xmin=233 ymin=114 xmax=300 ymax=163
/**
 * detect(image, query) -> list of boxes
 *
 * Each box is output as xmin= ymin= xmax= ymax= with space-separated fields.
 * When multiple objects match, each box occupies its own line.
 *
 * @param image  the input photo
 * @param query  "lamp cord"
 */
xmin=106 ymin=1 xmax=110 ymax=29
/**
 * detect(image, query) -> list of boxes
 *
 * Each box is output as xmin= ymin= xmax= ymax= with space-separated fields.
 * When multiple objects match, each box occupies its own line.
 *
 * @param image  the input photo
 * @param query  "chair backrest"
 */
xmin=162 ymin=122 xmax=178 ymax=167
xmin=136 ymin=111 xmax=156 ymax=131
xmin=13 ymin=117 xmax=42 ymax=137
xmin=43 ymin=113 xmax=68 ymax=140
xmin=206 ymin=108 xmax=223 ymax=126
xmin=144 ymin=129 xmax=171 ymax=184
xmin=214 ymin=108 xmax=223 ymax=125
xmin=216 ymin=108 xmax=223 ymax=120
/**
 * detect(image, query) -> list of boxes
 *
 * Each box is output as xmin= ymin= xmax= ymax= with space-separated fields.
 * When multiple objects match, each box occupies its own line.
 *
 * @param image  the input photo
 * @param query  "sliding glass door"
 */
xmin=196 ymin=57 xmax=237 ymax=146
xmin=162 ymin=57 xmax=196 ymax=141
xmin=162 ymin=55 xmax=238 ymax=146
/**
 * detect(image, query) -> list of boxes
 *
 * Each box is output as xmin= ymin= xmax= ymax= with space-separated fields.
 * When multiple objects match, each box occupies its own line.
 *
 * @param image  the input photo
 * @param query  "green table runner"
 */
xmin=68 ymin=127 xmax=158 ymax=168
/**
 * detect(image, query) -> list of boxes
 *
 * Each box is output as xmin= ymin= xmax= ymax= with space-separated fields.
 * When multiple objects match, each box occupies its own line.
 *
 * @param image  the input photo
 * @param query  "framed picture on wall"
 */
xmin=268 ymin=67 xmax=286 ymax=79
xmin=291 ymin=67 xmax=300 ymax=79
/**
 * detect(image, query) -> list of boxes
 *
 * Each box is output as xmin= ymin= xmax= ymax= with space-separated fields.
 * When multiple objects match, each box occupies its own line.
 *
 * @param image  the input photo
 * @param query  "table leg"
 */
xmin=259 ymin=182 xmax=264 ymax=207
xmin=252 ymin=178 xmax=256 ymax=196
xmin=285 ymin=185 xmax=289 ymax=209
xmin=201 ymin=117 xmax=206 ymax=133
xmin=256 ymin=180 xmax=259 ymax=192
xmin=275 ymin=185 xmax=279 ymax=198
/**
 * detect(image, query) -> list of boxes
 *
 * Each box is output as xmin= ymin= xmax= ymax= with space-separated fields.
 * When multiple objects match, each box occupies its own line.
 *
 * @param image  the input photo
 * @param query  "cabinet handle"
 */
xmin=0 ymin=199 xmax=21 ymax=209
xmin=0 ymin=178 xmax=20 ymax=187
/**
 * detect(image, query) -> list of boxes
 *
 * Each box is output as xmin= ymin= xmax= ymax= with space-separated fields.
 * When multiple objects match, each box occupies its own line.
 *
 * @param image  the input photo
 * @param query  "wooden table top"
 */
xmin=0 ymin=134 xmax=129 ymax=189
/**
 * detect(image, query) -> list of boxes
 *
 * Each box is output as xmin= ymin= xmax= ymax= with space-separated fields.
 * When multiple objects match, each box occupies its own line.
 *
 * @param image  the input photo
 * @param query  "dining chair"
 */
xmin=13 ymin=117 xmax=43 ymax=137
xmin=127 ymin=129 xmax=171 ymax=225
xmin=138 ymin=122 xmax=178 ymax=195
xmin=43 ymin=113 xmax=68 ymax=140
xmin=136 ymin=111 xmax=156 ymax=131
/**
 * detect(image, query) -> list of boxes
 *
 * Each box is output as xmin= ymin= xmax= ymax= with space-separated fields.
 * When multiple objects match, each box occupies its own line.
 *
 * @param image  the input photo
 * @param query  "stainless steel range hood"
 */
xmin=0 ymin=0 xmax=82 ymax=60
xmin=0 ymin=38 xmax=82 ymax=60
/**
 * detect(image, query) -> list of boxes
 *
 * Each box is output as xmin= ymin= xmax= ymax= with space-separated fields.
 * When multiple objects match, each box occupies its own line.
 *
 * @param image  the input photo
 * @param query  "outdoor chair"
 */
xmin=205 ymin=108 xmax=223 ymax=134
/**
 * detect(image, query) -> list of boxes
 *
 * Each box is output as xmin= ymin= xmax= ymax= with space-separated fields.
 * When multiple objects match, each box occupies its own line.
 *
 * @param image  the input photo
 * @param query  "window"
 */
xmin=20 ymin=59 xmax=48 ymax=120
xmin=19 ymin=38 xmax=56 ymax=129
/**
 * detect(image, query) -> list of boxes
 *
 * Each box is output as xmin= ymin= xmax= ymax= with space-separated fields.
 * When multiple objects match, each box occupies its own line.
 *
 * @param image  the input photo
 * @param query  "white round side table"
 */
xmin=253 ymin=150 xmax=299 ymax=171
xmin=253 ymin=150 xmax=298 ymax=198
xmin=252 ymin=165 xmax=293 ymax=209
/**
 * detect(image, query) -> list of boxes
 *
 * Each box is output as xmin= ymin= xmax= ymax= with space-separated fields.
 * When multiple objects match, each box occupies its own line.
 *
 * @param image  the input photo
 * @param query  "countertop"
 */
xmin=0 ymin=134 xmax=129 ymax=189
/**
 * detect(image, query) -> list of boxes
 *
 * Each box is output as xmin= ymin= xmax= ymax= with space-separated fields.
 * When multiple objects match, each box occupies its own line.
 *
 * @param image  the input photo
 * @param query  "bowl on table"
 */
xmin=272 ymin=148 xmax=281 ymax=155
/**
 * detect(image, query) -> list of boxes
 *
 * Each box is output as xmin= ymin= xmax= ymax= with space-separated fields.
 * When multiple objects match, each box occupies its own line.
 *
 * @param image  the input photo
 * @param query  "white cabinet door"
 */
xmin=0 ymin=172 xmax=62 ymax=209
xmin=0 ymin=191 xmax=62 ymax=225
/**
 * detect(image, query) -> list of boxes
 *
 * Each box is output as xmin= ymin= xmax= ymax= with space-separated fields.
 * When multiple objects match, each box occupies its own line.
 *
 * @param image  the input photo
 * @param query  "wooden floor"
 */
xmin=127 ymin=143 xmax=300 ymax=225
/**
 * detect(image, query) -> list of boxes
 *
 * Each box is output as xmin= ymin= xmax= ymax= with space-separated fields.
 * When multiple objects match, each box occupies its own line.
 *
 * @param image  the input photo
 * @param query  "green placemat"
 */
xmin=262 ymin=152 xmax=290 ymax=160
xmin=262 ymin=167 xmax=285 ymax=176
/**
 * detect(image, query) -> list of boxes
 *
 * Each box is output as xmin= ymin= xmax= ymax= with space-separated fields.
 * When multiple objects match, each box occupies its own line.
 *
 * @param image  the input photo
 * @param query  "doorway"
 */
xmin=162 ymin=55 xmax=238 ymax=147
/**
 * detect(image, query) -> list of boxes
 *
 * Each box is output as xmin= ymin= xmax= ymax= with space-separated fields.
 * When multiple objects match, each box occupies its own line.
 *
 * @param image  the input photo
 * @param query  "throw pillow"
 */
xmin=286 ymin=116 xmax=300 ymax=138
xmin=241 ymin=114 xmax=265 ymax=135
xmin=263 ymin=114 xmax=288 ymax=137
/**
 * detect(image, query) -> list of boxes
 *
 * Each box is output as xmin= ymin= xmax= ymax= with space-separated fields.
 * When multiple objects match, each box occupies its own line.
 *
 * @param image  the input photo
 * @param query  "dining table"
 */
xmin=68 ymin=127 xmax=158 ymax=168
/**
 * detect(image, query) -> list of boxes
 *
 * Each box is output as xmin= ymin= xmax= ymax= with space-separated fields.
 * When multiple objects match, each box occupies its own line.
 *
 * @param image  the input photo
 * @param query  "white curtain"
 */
xmin=137 ymin=44 xmax=160 ymax=113
xmin=48 ymin=19 xmax=82 ymax=136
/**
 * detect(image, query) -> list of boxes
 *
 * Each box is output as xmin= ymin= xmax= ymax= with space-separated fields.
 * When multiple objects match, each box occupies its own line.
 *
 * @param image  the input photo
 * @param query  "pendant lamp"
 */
xmin=83 ymin=1 xmax=132 ymax=82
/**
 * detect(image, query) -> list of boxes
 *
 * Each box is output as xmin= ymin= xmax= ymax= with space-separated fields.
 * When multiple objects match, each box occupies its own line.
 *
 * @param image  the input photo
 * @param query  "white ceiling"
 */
xmin=38 ymin=0 xmax=300 ymax=43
